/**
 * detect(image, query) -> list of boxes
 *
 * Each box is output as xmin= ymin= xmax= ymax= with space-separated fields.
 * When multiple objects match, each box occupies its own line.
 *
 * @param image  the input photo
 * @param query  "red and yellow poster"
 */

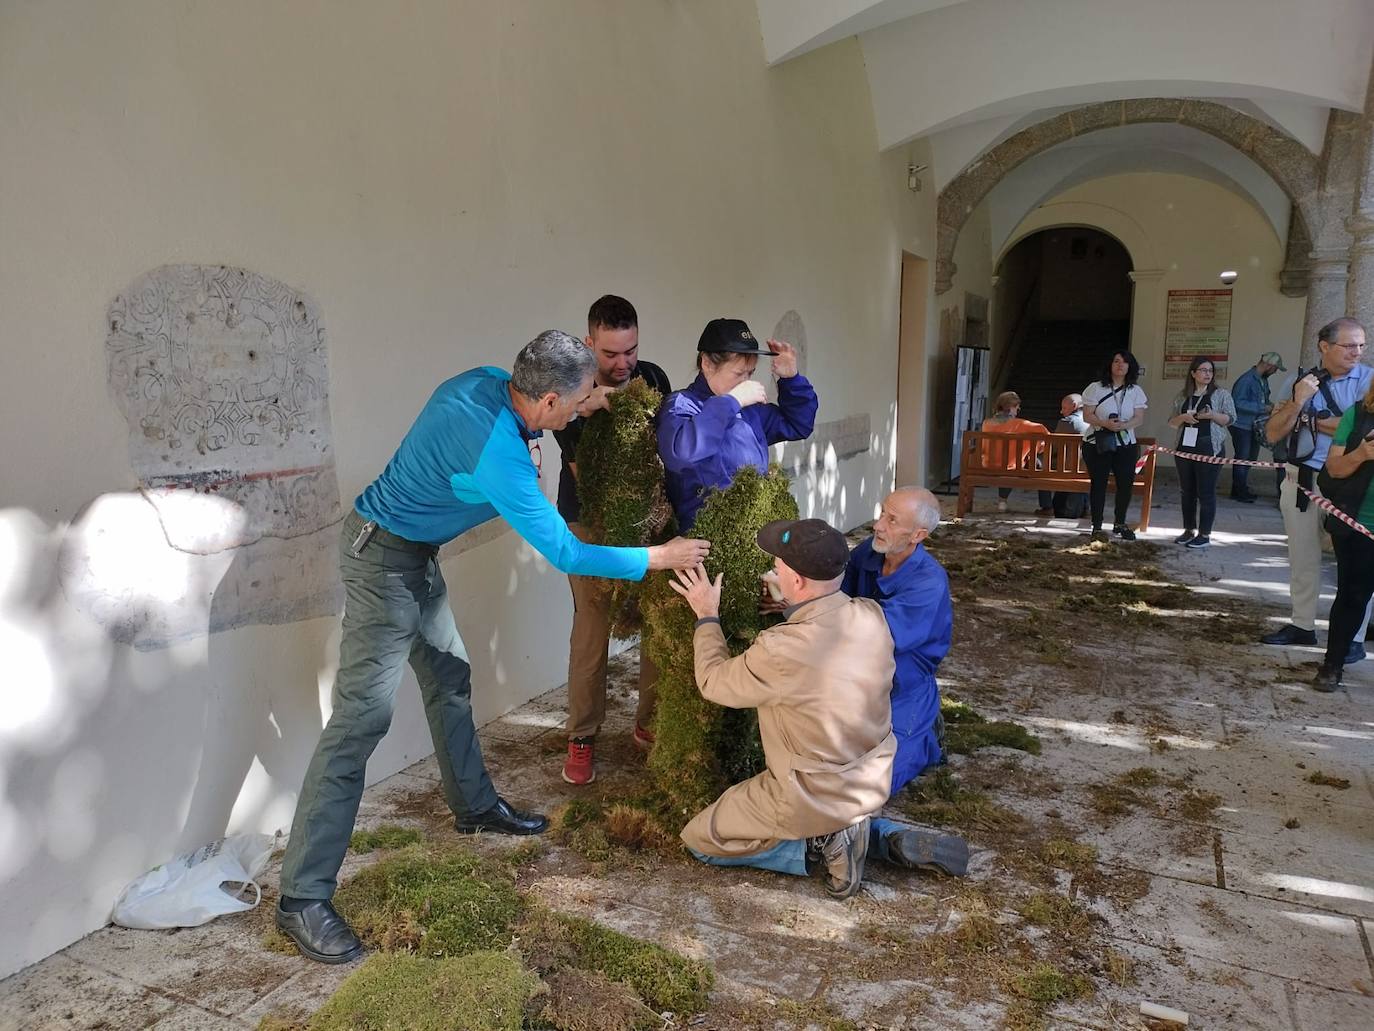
xmin=1163 ymin=289 xmax=1232 ymax=379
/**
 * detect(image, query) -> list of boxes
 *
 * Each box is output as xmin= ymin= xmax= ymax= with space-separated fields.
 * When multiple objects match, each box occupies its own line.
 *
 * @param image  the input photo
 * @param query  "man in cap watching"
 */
xmin=1229 ymin=351 xmax=1285 ymax=502
xmin=669 ymin=518 xmax=967 ymax=900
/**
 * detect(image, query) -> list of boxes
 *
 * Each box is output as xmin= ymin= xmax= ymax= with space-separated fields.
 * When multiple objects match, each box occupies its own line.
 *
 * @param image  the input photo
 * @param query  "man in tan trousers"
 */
xmin=668 ymin=518 xmax=897 ymax=899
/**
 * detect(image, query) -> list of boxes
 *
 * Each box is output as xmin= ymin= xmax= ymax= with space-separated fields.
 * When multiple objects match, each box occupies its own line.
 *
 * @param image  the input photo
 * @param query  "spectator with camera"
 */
xmin=1081 ymin=351 xmax=1149 ymax=542
xmin=1312 ymin=376 xmax=1374 ymax=691
xmin=1166 ymin=357 xmax=1236 ymax=550
xmin=1261 ymin=317 xmax=1373 ymax=655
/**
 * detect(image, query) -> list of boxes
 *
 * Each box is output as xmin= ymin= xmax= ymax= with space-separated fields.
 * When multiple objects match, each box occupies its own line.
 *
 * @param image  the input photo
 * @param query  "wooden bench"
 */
xmin=955 ymin=431 xmax=1158 ymax=530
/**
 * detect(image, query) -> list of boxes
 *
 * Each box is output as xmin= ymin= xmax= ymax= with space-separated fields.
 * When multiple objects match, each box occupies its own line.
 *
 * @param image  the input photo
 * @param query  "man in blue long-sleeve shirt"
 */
xmin=1228 ymin=351 xmax=1285 ymax=501
xmin=276 ymin=331 xmax=709 ymax=965
xmin=842 ymin=487 xmax=952 ymax=794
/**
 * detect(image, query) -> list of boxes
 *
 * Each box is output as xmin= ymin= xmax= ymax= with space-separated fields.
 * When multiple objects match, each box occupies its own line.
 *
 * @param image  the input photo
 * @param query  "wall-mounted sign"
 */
xmin=1163 ymin=288 xmax=1232 ymax=378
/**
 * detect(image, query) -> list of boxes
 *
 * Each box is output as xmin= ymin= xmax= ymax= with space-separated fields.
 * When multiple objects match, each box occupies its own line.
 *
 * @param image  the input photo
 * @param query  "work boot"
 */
xmin=455 ymin=797 xmax=548 ymax=835
xmin=808 ymin=817 xmax=870 ymax=900
xmin=275 ymin=899 xmax=364 ymax=965
xmin=886 ymin=828 xmax=970 ymax=877
xmin=562 ymin=738 xmax=596 ymax=785
xmin=1311 ymin=665 xmax=1343 ymax=693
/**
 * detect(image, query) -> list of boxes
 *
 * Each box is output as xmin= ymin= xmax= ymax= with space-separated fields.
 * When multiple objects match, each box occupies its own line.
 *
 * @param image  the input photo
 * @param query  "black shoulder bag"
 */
xmin=1089 ymin=385 xmax=1127 ymax=455
xmin=1316 ymin=407 xmax=1374 ymax=538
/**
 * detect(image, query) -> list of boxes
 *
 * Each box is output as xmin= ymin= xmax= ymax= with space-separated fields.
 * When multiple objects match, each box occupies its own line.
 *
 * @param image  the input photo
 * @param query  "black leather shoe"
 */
xmin=455 ymin=797 xmax=548 ymax=835
xmin=275 ymin=900 xmax=363 ymax=964
xmin=1260 ymin=625 xmax=1318 ymax=647
xmin=1345 ymin=642 xmax=1366 ymax=665
xmin=1312 ymin=665 xmax=1343 ymax=692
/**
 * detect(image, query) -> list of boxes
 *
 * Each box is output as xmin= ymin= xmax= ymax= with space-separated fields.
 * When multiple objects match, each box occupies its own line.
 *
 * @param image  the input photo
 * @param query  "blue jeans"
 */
xmin=689 ymin=840 xmax=808 ymax=876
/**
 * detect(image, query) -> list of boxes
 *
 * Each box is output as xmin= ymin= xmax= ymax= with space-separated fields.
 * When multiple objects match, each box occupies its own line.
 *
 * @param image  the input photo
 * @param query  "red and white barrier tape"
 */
xmin=1144 ymin=443 xmax=1374 ymax=543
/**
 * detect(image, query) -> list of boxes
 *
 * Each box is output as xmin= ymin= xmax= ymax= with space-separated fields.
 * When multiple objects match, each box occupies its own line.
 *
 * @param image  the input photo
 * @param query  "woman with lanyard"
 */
xmin=1081 ymin=351 xmax=1149 ymax=541
xmin=1166 ymin=357 xmax=1236 ymax=550
xmin=658 ymin=318 xmax=817 ymax=530
xmin=1312 ymin=377 xmax=1374 ymax=692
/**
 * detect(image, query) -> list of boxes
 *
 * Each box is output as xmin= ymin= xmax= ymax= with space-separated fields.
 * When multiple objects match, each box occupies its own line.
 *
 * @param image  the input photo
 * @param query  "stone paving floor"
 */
xmin=3 ymin=477 xmax=1373 ymax=1029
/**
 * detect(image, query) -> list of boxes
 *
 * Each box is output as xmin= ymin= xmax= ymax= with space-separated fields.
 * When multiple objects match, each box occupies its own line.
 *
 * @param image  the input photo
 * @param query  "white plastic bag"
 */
xmin=111 ymin=833 xmax=275 ymax=929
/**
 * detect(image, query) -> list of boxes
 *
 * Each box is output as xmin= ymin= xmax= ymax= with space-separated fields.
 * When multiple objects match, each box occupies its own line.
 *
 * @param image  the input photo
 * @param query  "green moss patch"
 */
xmin=295 ymin=951 xmax=539 ymax=1031
xmin=897 ymin=767 xmax=1027 ymax=836
xmin=333 ymin=845 xmax=524 ymax=957
xmin=520 ymin=906 xmax=714 ymax=1014
xmin=536 ymin=968 xmax=661 ymax=1031
xmin=941 ymin=699 xmax=1042 ymax=756
xmin=349 ymin=825 xmax=424 ymax=853
xmin=1306 ymin=771 xmax=1351 ymax=790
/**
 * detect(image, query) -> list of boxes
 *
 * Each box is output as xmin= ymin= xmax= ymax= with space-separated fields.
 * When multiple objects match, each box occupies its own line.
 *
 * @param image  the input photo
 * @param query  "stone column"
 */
xmin=1343 ymin=53 xmax=1374 ymax=362
xmin=1300 ymin=250 xmax=1352 ymax=368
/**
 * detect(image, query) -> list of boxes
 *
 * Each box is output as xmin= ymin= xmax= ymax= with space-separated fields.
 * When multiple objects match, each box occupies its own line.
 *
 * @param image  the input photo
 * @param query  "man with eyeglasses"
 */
xmin=274 ymin=330 xmax=709 ymax=965
xmin=1261 ymin=317 xmax=1373 ymax=655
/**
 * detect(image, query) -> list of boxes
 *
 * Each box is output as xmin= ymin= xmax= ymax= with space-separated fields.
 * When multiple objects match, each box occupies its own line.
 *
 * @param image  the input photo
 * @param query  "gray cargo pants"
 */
xmin=279 ymin=512 xmax=498 ymax=899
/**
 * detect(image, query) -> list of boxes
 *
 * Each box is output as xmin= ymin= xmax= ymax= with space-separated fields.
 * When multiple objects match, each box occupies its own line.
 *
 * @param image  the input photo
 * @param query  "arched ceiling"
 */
xmin=984 ymin=124 xmax=1293 ymax=254
xmin=755 ymin=0 xmax=1373 ymax=151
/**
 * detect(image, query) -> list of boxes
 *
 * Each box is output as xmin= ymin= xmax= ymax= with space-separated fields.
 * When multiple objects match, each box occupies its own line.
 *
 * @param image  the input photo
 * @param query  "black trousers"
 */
xmin=1176 ymin=457 xmax=1220 ymax=534
xmin=1083 ymin=441 xmax=1139 ymax=529
xmin=1325 ymin=527 xmax=1374 ymax=669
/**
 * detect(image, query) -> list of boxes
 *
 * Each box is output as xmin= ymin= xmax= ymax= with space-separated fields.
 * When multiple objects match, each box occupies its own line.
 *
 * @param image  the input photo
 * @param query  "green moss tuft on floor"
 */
xmin=349 ymin=825 xmax=424 ymax=853
xmin=940 ymin=698 xmax=1042 ymax=756
xmin=520 ymin=906 xmax=714 ymax=1014
xmin=537 ymin=968 xmax=661 ymax=1031
xmin=295 ymin=951 xmax=540 ymax=1031
xmin=333 ymin=845 xmax=524 ymax=957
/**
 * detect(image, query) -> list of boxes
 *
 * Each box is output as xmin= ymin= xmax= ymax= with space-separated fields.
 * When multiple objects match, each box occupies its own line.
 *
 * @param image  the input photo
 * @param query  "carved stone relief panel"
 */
xmin=84 ymin=265 xmax=344 ymax=646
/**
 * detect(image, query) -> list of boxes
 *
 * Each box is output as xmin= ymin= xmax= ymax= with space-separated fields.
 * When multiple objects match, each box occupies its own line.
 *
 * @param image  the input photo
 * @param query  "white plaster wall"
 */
xmin=0 ymin=0 xmax=930 ymax=976
xmin=999 ymin=174 xmax=1307 ymax=444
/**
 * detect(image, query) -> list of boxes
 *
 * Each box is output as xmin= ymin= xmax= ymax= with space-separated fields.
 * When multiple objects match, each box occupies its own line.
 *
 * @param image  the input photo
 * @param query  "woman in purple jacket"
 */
xmin=658 ymin=318 xmax=818 ymax=529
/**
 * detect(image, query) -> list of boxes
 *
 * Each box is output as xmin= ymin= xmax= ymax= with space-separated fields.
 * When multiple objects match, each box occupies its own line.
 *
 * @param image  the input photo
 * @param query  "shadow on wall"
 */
xmin=0 ymin=496 xmax=339 ymax=977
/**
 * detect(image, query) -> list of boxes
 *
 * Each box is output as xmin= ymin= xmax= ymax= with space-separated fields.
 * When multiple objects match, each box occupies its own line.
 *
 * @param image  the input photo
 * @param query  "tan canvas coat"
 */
xmin=680 ymin=590 xmax=897 ymax=858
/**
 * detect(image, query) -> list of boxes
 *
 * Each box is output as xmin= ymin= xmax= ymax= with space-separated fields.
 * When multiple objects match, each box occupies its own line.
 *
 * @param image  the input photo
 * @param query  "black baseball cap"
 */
xmin=698 ymin=318 xmax=773 ymax=356
xmin=756 ymin=518 xmax=850 ymax=580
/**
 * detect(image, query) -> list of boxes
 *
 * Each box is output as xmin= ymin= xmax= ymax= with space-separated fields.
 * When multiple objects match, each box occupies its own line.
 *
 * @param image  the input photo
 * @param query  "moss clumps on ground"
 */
xmin=520 ymin=906 xmax=714 ymax=1014
xmin=941 ymin=698 xmax=1042 ymax=756
xmin=334 ymin=845 xmax=524 ymax=957
xmin=1306 ymin=770 xmax=1351 ymax=790
xmin=294 ymin=952 xmax=539 ymax=1031
xmin=897 ymin=767 xmax=1027 ymax=836
xmin=642 ymin=465 xmax=798 ymax=824
xmin=265 ymin=838 xmax=713 ymax=1029
xmin=548 ymin=795 xmax=680 ymax=866
xmin=349 ymin=825 xmax=424 ymax=853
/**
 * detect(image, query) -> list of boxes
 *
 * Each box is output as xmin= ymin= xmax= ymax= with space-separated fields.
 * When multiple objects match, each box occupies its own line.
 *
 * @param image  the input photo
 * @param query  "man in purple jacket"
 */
xmin=657 ymin=318 xmax=817 ymax=529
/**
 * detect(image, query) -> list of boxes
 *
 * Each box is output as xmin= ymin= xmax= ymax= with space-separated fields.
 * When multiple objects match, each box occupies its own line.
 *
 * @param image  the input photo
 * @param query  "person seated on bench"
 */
xmin=1052 ymin=393 xmax=1091 ymax=519
xmin=980 ymin=391 xmax=1053 ymax=515
xmin=670 ymin=519 xmax=969 ymax=900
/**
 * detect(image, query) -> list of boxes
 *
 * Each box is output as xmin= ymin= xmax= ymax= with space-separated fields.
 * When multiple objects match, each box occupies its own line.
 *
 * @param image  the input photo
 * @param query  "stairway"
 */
xmin=1002 ymin=320 xmax=1131 ymax=427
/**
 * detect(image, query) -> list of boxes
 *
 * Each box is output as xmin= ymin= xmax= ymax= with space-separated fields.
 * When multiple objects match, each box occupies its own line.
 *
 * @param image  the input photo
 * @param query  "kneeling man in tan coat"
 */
xmin=669 ymin=518 xmax=897 ymax=899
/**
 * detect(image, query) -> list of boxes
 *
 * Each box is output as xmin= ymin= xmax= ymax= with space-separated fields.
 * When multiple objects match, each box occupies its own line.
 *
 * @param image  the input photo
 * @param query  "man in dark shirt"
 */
xmin=553 ymin=295 xmax=671 ymax=785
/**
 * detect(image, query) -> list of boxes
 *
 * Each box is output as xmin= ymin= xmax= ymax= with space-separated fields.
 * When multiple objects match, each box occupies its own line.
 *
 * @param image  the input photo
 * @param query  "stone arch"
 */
xmin=995 ymin=201 xmax=1157 ymax=272
xmin=936 ymin=99 xmax=1321 ymax=294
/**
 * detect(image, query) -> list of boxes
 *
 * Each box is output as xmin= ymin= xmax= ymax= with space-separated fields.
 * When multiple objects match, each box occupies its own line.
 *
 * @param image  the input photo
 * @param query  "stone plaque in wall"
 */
xmin=766 ymin=309 xmax=809 ymax=404
xmin=79 ymin=264 xmax=345 ymax=647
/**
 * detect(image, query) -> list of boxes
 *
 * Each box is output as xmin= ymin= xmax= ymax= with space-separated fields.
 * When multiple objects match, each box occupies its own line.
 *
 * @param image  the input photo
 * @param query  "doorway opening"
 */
xmin=895 ymin=252 xmax=929 ymax=488
xmin=991 ymin=228 xmax=1133 ymax=427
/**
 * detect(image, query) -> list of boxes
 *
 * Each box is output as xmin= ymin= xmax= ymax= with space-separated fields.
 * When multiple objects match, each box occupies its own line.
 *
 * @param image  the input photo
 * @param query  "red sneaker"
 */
xmin=562 ymin=738 xmax=595 ymax=785
xmin=632 ymin=724 xmax=655 ymax=751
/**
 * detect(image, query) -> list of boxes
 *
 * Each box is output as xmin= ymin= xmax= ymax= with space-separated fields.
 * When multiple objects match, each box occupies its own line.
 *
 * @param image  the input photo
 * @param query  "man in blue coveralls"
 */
xmin=842 ymin=486 xmax=952 ymax=794
xmin=275 ymin=330 xmax=710 ymax=964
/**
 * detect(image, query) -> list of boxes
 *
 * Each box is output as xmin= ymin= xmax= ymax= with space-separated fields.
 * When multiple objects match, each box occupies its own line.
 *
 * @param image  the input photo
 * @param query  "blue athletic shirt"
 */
xmin=355 ymin=367 xmax=648 ymax=580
